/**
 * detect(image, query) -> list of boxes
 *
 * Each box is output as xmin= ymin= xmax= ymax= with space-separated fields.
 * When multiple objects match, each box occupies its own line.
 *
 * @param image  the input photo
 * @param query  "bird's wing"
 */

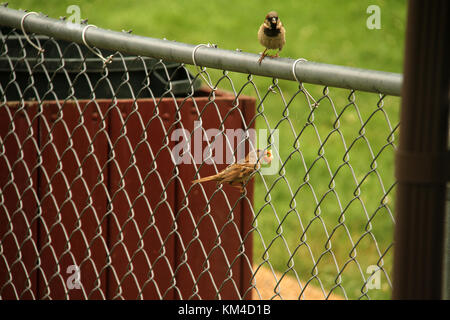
xmin=217 ymin=163 xmax=257 ymax=185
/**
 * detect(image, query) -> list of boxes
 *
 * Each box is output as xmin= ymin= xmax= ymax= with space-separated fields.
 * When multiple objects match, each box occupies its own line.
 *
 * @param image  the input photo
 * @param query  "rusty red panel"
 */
xmin=1 ymin=93 xmax=255 ymax=300
xmin=38 ymin=100 xmax=109 ymax=299
xmin=0 ymin=103 xmax=39 ymax=299
xmin=108 ymin=99 xmax=176 ymax=299
xmin=240 ymin=97 xmax=256 ymax=299
xmin=174 ymin=91 xmax=256 ymax=299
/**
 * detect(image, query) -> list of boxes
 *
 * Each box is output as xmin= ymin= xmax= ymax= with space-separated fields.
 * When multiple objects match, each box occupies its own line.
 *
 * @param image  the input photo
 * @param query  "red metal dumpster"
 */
xmin=0 ymin=88 xmax=256 ymax=299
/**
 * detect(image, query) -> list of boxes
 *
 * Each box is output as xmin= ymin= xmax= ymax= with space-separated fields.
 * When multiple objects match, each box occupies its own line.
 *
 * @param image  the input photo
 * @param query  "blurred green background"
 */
xmin=7 ymin=0 xmax=407 ymax=299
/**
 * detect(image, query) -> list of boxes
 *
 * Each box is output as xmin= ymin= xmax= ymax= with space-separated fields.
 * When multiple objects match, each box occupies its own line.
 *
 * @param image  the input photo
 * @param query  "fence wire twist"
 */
xmin=0 ymin=22 xmax=398 ymax=300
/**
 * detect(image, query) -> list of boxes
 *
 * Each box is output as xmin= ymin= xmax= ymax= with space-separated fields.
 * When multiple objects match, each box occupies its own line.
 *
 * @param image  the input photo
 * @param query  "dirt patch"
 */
xmin=252 ymin=266 xmax=343 ymax=300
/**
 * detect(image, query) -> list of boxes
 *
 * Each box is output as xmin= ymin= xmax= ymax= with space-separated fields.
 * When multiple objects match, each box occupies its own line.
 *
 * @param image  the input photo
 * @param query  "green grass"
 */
xmin=251 ymin=87 xmax=399 ymax=299
xmin=8 ymin=0 xmax=406 ymax=299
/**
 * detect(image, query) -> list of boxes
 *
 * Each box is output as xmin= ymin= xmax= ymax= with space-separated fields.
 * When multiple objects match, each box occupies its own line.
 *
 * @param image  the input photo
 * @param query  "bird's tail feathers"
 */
xmin=192 ymin=175 xmax=218 ymax=184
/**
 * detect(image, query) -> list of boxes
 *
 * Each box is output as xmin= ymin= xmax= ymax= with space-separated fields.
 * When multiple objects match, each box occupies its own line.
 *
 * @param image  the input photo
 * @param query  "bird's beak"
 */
xmin=271 ymin=17 xmax=277 ymax=24
xmin=263 ymin=150 xmax=273 ymax=164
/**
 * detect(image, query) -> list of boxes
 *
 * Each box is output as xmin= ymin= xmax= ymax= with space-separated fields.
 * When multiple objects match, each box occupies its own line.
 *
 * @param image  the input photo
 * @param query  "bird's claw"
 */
xmin=258 ymin=54 xmax=266 ymax=65
xmin=258 ymin=52 xmax=280 ymax=64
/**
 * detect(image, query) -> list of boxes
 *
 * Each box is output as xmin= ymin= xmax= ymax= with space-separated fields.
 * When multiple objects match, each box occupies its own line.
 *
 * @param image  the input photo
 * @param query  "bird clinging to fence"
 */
xmin=258 ymin=11 xmax=286 ymax=64
xmin=192 ymin=149 xmax=273 ymax=193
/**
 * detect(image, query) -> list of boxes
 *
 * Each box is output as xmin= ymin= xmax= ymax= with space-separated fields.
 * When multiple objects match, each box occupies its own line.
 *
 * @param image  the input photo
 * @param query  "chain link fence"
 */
xmin=0 ymin=9 xmax=400 ymax=300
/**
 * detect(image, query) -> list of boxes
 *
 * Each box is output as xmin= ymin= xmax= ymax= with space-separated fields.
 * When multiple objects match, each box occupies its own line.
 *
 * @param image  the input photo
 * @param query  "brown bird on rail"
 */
xmin=192 ymin=149 xmax=273 ymax=193
xmin=258 ymin=11 xmax=286 ymax=64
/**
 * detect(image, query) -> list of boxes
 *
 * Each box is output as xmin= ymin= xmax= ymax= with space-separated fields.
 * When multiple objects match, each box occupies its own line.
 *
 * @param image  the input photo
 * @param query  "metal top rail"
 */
xmin=0 ymin=6 xmax=402 ymax=96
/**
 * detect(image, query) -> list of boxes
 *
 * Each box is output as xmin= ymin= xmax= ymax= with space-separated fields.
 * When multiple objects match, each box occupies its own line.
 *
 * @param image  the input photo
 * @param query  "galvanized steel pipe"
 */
xmin=0 ymin=6 xmax=402 ymax=96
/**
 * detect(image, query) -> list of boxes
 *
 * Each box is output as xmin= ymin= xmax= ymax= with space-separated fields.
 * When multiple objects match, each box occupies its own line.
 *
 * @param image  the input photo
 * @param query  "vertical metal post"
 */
xmin=393 ymin=0 xmax=449 ymax=299
xmin=445 ymin=186 xmax=450 ymax=299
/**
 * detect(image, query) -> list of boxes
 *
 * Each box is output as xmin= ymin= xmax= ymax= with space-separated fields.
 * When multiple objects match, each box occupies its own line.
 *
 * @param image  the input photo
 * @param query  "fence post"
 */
xmin=393 ymin=0 xmax=449 ymax=299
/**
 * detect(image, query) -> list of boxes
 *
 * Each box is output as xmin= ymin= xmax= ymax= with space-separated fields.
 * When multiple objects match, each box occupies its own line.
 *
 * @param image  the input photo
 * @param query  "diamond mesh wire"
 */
xmin=0 ymin=26 xmax=398 ymax=300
